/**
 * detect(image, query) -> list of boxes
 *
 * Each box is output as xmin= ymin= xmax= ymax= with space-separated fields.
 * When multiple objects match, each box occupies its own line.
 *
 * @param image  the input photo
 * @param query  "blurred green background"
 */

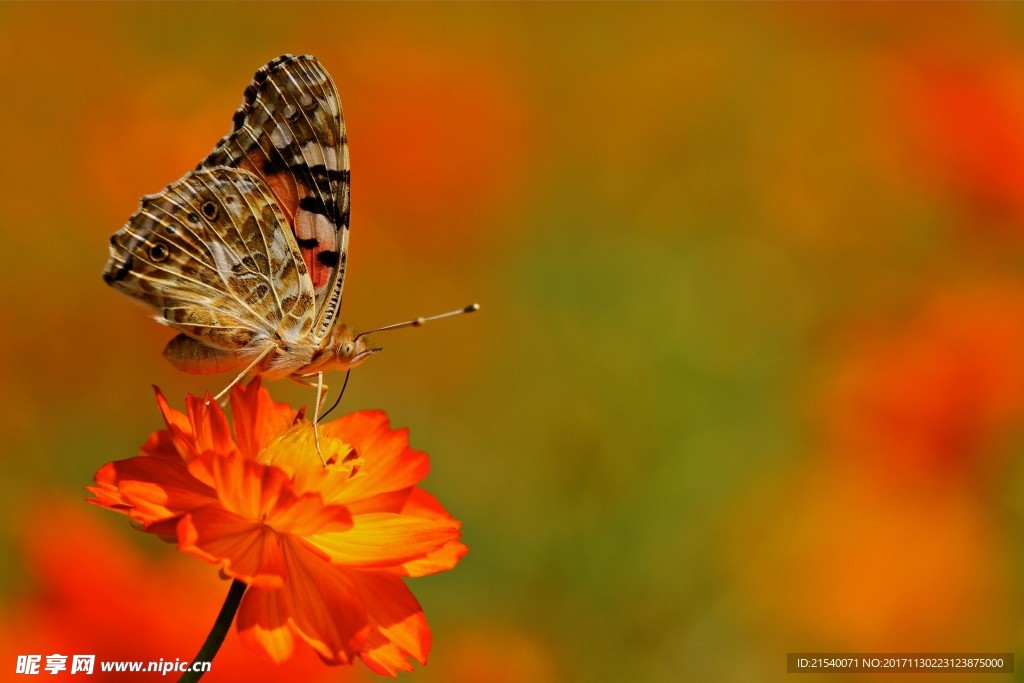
xmin=3 ymin=3 xmax=1024 ymax=682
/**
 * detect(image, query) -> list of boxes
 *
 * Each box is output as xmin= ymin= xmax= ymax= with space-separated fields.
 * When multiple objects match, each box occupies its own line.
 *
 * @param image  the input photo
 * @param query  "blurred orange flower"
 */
xmin=88 ymin=380 xmax=466 ymax=677
xmin=436 ymin=626 xmax=561 ymax=683
xmin=728 ymin=459 xmax=1010 ymax=651
xmin=730 ymin=284 xmax=1024 ymax=651
xmin=1 ymin=499 xmax=350 ymax=683
xmin=885 ymin=45 xmax=1024 ymax=223
xmin=826 ymin=285 xmax=1024 ymax=482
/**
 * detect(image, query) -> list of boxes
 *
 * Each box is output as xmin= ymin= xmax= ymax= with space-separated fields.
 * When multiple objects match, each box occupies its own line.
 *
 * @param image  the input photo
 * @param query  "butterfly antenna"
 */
xmin=318 ymin=369 xmax=352 ymax=423
xmin=354 ymin=304 xmax=480 ymax=341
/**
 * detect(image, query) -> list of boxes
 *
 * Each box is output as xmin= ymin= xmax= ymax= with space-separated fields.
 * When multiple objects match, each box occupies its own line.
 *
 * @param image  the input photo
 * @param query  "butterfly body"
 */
xmin=159 ymin=321 xmax=372 ymax=381
xmin=104 ymin=55 xmax=377 ymax=389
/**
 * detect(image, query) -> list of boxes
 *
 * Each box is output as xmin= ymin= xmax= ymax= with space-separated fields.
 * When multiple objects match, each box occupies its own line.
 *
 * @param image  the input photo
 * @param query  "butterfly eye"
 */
xmin=149 ymin=242 xmax=170 ymax=263
xmin=201 ymin=201 xmax=220 ymax=221
xmin=338 ymin=340 xmax=355 ymax=357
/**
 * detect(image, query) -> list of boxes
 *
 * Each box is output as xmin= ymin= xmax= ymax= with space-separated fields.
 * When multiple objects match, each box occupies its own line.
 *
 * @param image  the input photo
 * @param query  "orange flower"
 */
xmin=884 ymin=43 xmax=1024 ymax=222
xmin=88 ymin=379 xmax=466 ymax=677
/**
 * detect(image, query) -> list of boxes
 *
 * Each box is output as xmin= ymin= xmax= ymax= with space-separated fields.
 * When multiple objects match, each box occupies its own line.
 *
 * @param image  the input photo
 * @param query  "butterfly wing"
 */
xmin=103 ymin=167 xmax=316 ymax=354
xmin=199 ymin=54 xmax=350 ymax=343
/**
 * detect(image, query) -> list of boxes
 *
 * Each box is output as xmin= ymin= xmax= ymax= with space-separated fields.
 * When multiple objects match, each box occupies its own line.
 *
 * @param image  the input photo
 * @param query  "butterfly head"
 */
xmin=334 ymin=332 xmax=381 ymax=369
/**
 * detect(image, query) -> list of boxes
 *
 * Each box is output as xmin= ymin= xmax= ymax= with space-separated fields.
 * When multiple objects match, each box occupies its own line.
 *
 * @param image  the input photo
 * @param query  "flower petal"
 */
xmin=177 ymin=506 xmax=286 ymax=588
xmin=398 ymin=540 xmax=469 ymax=578
xmin=265 ymin=491 xmax=353 ymax=537
xmin=355 ymin=572 xmax=430 ymax=676
xmin=87 ymin=455 xmax=217 ymax=527
xmin=279 ymin=537 xmax=370 ymax=664
xmin=230 ymin=379 xmax=301 ymax=460
xmin=153 ymin=388 xmax=200 ymax=463
xmin=139 ymin=426 xmax=188 ymax=462
xmin=383 ymin=489 xmax=469 ymax=577
xmin=204 ymin=451 xmax=353 ymax=536
xmin=206 ymin=451 xmax=290 ymax=521
xmin=320 ymin=412 xmax=430 ymax=504
xmin=151 ymin=388 xmax=236 ymax=489
xmin=306 ymin=513 xmax=461 ymax=569
xmin=185 ymin=393 xmax=236 ymax=457
xmin=237 ymin=585 xmax=298 ymax=663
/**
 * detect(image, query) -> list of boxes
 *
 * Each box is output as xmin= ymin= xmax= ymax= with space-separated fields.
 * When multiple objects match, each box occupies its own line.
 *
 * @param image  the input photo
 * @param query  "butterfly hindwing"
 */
xmin=199 ymin=54 xmax=350 ymax=342
xmin=103 ymin=167 xmax=316 ymax=353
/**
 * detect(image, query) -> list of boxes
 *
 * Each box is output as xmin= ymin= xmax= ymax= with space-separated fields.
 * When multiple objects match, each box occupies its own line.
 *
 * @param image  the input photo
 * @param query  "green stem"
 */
xmin=178 ymin=579 xmax=247 ymax=683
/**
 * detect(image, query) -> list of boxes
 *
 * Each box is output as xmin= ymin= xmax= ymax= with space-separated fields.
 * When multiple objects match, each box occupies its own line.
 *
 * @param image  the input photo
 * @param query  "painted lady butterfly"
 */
xmin=103 ymin=54 xmax=476 ymax=445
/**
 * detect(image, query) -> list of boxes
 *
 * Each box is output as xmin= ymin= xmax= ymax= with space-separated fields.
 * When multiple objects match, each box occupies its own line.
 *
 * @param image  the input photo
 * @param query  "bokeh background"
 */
xmin=2 ymin=3 xmax=1024 ymax=682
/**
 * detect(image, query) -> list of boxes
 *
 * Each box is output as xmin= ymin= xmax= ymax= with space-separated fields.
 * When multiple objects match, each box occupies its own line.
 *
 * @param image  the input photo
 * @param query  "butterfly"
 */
xmin=103 ymin=54 xmax=476 ymax=454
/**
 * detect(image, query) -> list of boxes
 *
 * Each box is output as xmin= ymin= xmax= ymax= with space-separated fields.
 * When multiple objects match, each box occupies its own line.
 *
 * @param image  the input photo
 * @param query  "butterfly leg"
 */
xmin=288 ymin=373 xmax=331 ymax=466
xmin=211 ymin=344 xmax=276 ymax=404
xmin=288 ymin=375 xmax=331 ymax=410
xmin=313 ymin=372 xmax=327 ymax=465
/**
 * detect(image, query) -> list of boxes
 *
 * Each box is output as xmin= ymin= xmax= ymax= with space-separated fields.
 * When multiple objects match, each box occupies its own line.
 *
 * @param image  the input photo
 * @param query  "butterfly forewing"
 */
xmin=199 ymin=54 xmax=350 ymax=342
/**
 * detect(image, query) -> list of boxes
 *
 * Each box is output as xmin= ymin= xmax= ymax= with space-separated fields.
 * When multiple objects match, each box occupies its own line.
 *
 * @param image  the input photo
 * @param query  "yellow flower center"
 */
xmin=257 ymin=424 xmax=363 ymax=480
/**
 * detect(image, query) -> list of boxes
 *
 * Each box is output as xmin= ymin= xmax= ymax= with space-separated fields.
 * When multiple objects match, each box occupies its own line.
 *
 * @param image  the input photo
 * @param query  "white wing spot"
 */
xmin=208 ymin=241 xmax=240 ymax=274
xmin=323 ymin=147 xmax=338 ymax=170
xmin=271 ymin=122 xmax=293 ymax=148
xmin=295 ymin=210 xmax=337 ymax=245
xmin=301 ymin=141 xmax=327 ymax=167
